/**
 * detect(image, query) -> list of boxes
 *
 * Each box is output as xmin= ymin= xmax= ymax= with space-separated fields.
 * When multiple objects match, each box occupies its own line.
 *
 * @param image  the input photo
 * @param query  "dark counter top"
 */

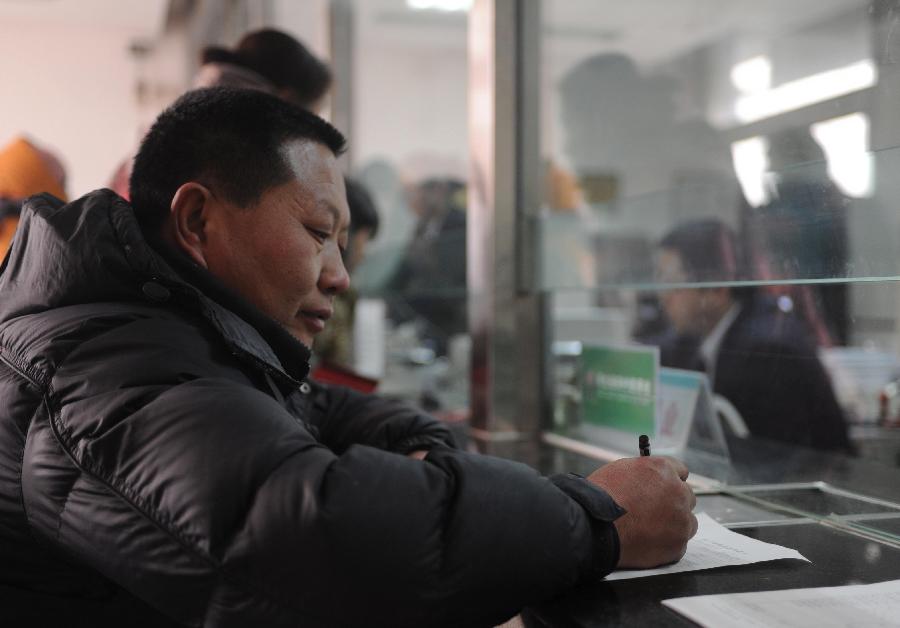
xmin=525 ymin=521 xmax=900 ymax=627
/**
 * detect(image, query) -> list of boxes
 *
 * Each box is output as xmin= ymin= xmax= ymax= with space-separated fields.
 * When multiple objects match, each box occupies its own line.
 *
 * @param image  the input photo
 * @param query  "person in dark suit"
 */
xmin=654 ymin=219 xmax=852 ymax=453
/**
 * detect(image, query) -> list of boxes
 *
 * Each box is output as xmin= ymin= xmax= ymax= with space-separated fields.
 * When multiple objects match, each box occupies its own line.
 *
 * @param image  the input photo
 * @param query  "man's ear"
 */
xmin=169 ymin=182 xmax=213 ymax=268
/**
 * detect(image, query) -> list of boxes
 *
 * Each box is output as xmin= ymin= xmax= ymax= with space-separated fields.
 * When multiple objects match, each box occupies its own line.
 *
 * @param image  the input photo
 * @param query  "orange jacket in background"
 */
xmin=0 ymin=136 xmax=67 ymax=258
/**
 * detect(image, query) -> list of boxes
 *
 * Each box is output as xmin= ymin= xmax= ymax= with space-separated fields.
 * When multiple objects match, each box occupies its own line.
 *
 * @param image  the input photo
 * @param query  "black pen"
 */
xmin=639 ymin=434 xmax=651 ymax=456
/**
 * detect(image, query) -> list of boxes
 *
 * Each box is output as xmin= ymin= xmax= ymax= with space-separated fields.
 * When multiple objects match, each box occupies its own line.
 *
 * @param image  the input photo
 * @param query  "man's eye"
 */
xmin=308 ymin=227 xmax=329 ymax=242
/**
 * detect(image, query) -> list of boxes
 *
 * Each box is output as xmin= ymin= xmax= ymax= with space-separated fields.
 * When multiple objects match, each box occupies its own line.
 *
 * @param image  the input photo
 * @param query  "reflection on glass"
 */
xmin=810 ymin=112 xmax=873 ymax=198
xmin=541 ymin=0 xmax=900 ymax=494
xmin=733 ymin=59 xmax=877 ymax=124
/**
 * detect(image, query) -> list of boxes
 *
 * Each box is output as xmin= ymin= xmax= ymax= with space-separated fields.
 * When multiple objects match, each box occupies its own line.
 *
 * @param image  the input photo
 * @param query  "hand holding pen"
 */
xmin=584 ymin=433 xmax=697 ymax=568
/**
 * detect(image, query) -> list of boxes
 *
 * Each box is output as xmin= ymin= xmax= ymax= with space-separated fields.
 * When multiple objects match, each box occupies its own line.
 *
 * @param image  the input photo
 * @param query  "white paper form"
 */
xmin=662 ymin=578 xmax=900 ymax=628
xmin=605 ymin=513 xmax=808 ymax=581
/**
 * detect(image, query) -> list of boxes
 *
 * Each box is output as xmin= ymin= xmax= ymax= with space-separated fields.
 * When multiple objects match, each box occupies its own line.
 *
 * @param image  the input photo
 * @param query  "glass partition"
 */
xmin=538 ymin=147 xmax=900 ymax=291
xmin=538 ymin=0 xmax=900 ymax=510
xmin=324 ymin=0 xmax=470 ymax=431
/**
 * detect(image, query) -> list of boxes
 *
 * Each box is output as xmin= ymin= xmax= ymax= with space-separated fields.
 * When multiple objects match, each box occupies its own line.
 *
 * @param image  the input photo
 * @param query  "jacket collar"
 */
xmin=2 ymin=189 xmax=310 ymax=384
xmin=147 ymin=237 xmax=311 ymax=385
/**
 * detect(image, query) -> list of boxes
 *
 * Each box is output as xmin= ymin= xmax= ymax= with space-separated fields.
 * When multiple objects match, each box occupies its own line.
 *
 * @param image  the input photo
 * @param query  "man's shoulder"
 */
xmin=714 ymin=309 xmax=828 ymax=402
xmin=0 ymin=301 xmax=228 ymax=387
xmin=725 ymin=301 xmax=817 ymax=356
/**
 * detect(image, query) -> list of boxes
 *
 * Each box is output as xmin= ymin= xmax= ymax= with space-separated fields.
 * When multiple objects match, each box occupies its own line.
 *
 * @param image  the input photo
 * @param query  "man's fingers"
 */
xmin=662 ymin=456 xmax=690 ymax=481
xmin=688 ymin=513 xmax=699 ymax=539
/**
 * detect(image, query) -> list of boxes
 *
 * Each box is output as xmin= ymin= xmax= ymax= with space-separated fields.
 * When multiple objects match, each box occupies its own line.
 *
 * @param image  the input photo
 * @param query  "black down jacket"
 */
xmin=0 ymin=190 xmax=621 ymax=627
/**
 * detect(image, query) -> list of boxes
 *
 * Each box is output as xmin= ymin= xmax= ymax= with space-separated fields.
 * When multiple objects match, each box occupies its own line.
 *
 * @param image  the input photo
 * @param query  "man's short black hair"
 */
xmin=129 ymin=87 xmax=346 ymax=233
xmin=659 ymin=219 xmax=740 ymax=283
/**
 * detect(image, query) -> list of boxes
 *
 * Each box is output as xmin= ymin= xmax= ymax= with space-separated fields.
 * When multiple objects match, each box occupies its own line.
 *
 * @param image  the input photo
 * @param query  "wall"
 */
xmin=350 ymin=2 xmax=469 ymax=176
xmin=353 ymin=42 xmax=468 ymax=174
xmin=347 ymin=6 xmax=469 ymax=256
xmin=0 ymin=0 xmax=323 ymax=202
xmin=271 ymin=0 xmax=331 ymax=64
xmin=0 ymin=21 xmax=144 ymax=199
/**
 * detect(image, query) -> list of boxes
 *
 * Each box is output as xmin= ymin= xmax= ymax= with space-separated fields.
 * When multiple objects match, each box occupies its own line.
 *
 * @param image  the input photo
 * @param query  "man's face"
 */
xmin=202 ymin=139 xmax=350 ymax=347
xmin=655 ymin=248 xmax=711 ymax=337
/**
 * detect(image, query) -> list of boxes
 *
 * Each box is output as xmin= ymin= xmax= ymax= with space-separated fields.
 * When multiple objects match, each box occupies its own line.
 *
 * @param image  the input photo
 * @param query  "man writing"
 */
xmin=0 ymin=88 xmax=696 ymax=627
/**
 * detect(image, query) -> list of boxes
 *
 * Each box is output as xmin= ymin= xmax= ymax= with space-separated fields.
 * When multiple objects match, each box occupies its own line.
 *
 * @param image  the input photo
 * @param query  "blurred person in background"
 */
xmin=109 ymin=28 xmax=331 ymax=199
xmin=654 ymin=219 xmax=852 ymax=453
xmin=559 ymin=53 xmax=735 ymax=211
xmin=387 ymin=177 xmax=468 ymax=355
xmin=193 ymin=27 xmax=331 ymax=111
xmin=0 ymin=136 xmax=66 ymax=258
xmin=741 ymin=127 xmax=849 ymax=347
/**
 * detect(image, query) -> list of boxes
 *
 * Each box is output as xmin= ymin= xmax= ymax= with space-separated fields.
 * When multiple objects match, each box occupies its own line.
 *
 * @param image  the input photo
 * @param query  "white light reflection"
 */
xmin=407 ymin=0 xmax=473 ymax=11
xmin=731 ymin=56 xmax=771 ymax=94
xmin=731 ymin=136 xmax=771 ymax=207
xmin=811 ymin=112 xmax=873 ymax=198
xmin=735 ymin=60 xmax=877 ymax=124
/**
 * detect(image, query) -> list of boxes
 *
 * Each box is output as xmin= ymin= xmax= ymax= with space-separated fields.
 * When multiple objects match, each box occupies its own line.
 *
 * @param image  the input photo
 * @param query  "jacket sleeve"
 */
xmin=37 ymin=323 xmax=620 ymax=628
xmin=306 ymin=380 xmax=457 ymax=454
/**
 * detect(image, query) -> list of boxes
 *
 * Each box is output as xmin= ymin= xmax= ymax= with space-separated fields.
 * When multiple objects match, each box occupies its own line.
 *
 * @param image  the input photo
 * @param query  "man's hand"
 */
xmin=587 ymin=456 xmax=697 ymax=569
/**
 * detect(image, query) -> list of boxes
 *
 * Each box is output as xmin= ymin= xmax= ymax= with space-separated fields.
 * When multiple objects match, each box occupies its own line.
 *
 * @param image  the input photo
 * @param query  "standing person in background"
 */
xmin=0 ymin=136 xmax=67 ymax=258
xmin=742 ymin=128 xmax=849 ymax=347
xmin=108 ymin=28 xmax=332 ymax=199
xmin=193 ymin=28 xmax=331 ymax=112
xmin=387 ymin=177 xmax=468 ymax=355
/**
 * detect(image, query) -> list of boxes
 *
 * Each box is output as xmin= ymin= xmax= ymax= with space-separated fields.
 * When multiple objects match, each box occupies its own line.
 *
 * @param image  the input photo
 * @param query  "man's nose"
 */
xmin=320 ymin=245 xmax=350 ymax=295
